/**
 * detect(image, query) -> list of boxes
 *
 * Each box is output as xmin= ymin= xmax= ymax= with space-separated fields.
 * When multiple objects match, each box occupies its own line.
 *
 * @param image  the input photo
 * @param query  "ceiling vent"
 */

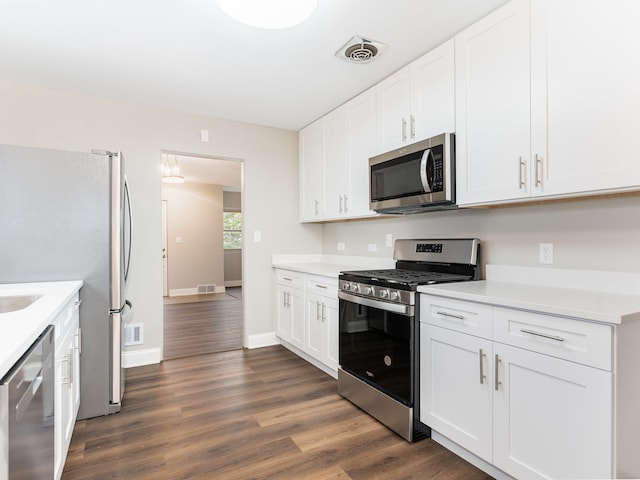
xmin=336 ymin=35 xmax=386 ymax=64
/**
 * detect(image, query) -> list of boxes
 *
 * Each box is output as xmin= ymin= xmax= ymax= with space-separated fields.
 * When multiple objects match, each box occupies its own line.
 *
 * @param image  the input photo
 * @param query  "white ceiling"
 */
xmin=0 ymin=0 xmax=509 ymax=132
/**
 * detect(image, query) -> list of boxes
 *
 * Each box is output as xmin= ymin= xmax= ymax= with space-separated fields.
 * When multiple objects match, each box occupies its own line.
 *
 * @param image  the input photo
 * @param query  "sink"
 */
xmin=0 ymin=294 xmax=43 ymax=314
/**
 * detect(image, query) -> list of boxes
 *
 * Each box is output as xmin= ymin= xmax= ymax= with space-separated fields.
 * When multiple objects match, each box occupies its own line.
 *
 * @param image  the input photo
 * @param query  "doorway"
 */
xmin=160 ymin=151 xmax=244 ymax=360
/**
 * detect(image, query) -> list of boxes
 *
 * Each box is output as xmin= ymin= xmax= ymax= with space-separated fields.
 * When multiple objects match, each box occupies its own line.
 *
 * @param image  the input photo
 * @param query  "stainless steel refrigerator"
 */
xmin=0 ymin=144 xmax=133 ymax=419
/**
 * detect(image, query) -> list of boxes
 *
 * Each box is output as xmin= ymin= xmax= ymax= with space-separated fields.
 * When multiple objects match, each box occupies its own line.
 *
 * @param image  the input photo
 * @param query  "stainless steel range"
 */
xmin=337 ymin=238 xmax=481 ymax=441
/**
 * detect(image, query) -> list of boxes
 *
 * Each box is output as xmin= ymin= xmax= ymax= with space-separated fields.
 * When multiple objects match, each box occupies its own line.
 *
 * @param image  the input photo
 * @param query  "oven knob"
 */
xmin=364 ymin=286 xmax=372 ymax=295
xmin=350 ymin=283 xmax=359 ymax=293
xmin=390 ymin=290 xmax=400 ymax=301
xmin=342 ymin=282 xmax=351 ymax=291
xmin=379 ymin=289 xmax=388 ymax=299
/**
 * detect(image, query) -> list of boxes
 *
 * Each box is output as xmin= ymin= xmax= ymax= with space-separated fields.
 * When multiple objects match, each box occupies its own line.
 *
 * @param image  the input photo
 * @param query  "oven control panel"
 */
xmin=339 ymin=280 xmax=414 ymax=306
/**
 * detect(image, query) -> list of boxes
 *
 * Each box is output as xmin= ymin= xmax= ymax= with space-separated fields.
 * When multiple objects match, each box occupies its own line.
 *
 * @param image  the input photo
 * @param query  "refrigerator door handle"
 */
xmin=123 ymin=176 xmax=133 ymax=283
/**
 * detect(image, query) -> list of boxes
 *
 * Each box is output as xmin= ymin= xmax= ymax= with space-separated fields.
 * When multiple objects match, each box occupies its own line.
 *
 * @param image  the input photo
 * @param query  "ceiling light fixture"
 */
xmin=216 ymin=0 xmax=318 ymax=29
xmin=162 ymin=154 xmax=184 ymax=184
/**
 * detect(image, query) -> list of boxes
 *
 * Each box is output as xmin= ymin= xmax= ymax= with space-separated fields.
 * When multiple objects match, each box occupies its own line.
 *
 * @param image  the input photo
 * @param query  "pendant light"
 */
xmin=162 ymin=154 xmax=184 ymax=184
xmin=217 ymin=0 xmax=318 ymax=29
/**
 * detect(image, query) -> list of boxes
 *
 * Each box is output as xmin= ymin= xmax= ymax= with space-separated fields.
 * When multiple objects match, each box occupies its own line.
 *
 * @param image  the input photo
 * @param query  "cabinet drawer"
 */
xmin=493 ymin=308 xmax=612 ymax=370
xmin=306 ymin=275 xmax=338 ymax=297
xmin=420 ymin=296 xmax=493 ymax=340
xmin=275 ymin=270 xmax=304 ymax=288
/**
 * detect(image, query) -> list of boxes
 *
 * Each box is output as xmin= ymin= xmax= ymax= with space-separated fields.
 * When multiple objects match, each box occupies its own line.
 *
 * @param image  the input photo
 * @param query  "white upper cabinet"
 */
xmin=299 ymin=120 xmax=324 ymax=221
xmin=530 ymin=0 xmax=640 ymax=196
xmin=299 ymin=87 xmax=378 ymax=222
xmin=455 ymin=0 xmax=531 ymax=205
xmin=456 ymin=0 xmax=640 ymax=206
xmin=377 ymin=40 xmax=455 ymax=152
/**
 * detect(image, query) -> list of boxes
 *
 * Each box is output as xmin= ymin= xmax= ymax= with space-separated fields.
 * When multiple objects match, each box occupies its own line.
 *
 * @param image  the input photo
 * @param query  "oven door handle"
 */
xmin=339 ymin=291 xmax=414 ymax=316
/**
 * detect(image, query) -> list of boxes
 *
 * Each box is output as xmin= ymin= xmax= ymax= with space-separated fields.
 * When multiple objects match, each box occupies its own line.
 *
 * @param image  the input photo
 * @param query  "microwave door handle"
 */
xmin=420 ymin=148 xmax=433 ymax=193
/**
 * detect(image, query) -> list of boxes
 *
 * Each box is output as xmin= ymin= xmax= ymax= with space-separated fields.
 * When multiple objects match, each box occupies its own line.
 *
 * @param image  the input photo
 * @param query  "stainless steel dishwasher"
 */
xmin=1 ymin=325 xmax=55 ymax=479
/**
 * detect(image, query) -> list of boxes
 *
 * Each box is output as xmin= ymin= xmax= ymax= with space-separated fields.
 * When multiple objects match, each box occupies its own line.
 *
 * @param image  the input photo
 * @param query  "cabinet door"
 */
xmin=530 ymin=0 xmax=640 ymax=196
xmin=288 ymin=287 xmax=305 ymax=350
xmin=420 ymin=325 xmax=493 ymax=462
xmin=493 ymin=342 xmax=612 ymax=480
xmin=275 ymin=284 xmax=291 ymax=341
xmin=323 ymin=106 xmax=350 ymax=218
xmin=299 ymin=121 xmax=324 ymax=221
xmin=377 ymin=65 xmax=412 ymax=152
xmin=411 ymin=40 xmax=455 ymax=141
xmin=455 ymin=0 xmax=531 ymax=205
xmin=54 ymin=336 xmax=74 ymax=480
xmin=346 ymin=88 xmax=377 ymax=218
xmin=305 ymin=292 xmax=324 ymax=361
xmin=323 ymin=297 xmax=339 ymax=371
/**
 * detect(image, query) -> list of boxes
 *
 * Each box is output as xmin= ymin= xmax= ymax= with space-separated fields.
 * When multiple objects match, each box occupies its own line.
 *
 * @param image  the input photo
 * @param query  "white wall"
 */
xmin=0 ymin=81 xmax=323 ymax=361
xmin=163 ymin=182 xmax=224 ymax=293
xmin=323 ymin=195 xmax=640 ymax=276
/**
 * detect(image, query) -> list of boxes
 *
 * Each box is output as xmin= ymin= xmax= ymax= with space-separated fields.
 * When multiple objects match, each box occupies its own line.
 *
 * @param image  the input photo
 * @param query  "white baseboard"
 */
xmin=215 ymin=285 xmax=226 ymax=294
xmin=123 ymin=347 xmax=162 ymax=368
xmin=245 ymin=332 xmax=279 ymax=349
xmin=224 ymin=280 xmax=242 ymax=287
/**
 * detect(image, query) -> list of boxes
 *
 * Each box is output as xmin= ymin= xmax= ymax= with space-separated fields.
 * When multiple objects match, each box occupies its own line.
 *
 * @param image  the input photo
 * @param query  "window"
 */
xmin=223 ymin=211 xmax=242 ymax=249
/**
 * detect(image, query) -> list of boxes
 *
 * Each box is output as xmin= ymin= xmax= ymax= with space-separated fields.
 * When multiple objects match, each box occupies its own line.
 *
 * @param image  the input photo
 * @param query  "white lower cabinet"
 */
xmin=52 ymin=292 xmax=81 ymax=480
xmin=420 ymin=294 xmax=616 ymax=480
xmin=275 ymin=269 xmax=339 ymax=375
xmin=275 ymin=272 xmax=305 ymax=351
xmin=492 ymin=342 xmax=611 ymax=479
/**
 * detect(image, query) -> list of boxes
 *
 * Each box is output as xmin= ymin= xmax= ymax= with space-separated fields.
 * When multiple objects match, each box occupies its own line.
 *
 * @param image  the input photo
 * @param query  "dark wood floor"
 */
xmin=62 ymin=346 xmax=492 ymax=480
xmin=163 ymin=290 xmax=243 ymax=360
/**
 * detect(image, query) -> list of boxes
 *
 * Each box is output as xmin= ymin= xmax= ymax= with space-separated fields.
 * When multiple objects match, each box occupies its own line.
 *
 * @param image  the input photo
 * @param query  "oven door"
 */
xmin=338 ymin=291 xmax=414 ymax=406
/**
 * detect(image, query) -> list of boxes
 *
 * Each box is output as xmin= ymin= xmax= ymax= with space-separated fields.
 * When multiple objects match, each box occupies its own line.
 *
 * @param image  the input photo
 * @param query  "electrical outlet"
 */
xmin=337 ymin=242 xmax=346 ymax=251
xmin=539 ymin=243 xmax=553 ymax=264
xmin=368 ymin=243 xmax=377 ymax=252
xmin=386 ymin=234 xmax=393 ymax=248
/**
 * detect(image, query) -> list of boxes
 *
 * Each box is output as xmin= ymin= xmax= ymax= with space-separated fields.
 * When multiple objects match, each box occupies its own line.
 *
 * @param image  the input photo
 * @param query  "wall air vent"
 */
xmin=336 ymin=35 xmax=387 ymax=64
xmin=197 ymin=284 xmax=216 ymax=294
xmin=124 ymin=323 xmax=144 ymax=346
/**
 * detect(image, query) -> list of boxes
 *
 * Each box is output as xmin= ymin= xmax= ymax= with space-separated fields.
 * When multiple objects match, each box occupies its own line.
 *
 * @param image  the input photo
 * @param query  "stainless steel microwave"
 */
xmin=369 ymin=133 xmax=455 ymax=214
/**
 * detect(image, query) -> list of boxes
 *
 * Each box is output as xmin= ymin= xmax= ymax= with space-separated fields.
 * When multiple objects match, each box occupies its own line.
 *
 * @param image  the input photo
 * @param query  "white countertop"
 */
xmin=272 ymin=254 xmax=395 ymax=278
xmin=418 ymin=266 xmax=640 ymax=325
xmin=0 ymin=281 xmax=83 ymax=378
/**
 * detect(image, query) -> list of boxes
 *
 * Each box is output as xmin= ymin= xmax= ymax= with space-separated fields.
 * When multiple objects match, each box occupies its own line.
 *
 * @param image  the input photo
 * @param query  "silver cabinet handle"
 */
xmin=314 ymin=199 xmax=319 ymax=215
xmin=315 ymin=284 xmax=328 ymax=289
xmin=343 ymin=194 xmax=348 ymax=213
xmin=322 ymin=302 xmax=326 ymax=322
xmin=479 ymin=348 xmax=486 ymax=384
xmin=518 ymin=156 xmax=526 ymax=189
xmin=494 ymin=354 xmax=501 ymax=391
xmin=282 ymin=277 xmax=293 ymax=282
xmin=535 ymin=154 xmax=543 ymax=188
xmin=316 ymin=301 xmax=321 ymax=321
xmin=436 ymin=311 xmax=465 ymax=321
xmin=339 ymin=195 xmax=343 ymax=213
xmin=410 ymin=115 xmax=416 ymax=140
xmin=402 ymin=118 xmax=407 ymax=142
xmin=521 ymin=328 xmax=565 ymax=342
xmin=74 ymin=299 xmax=82 ymax=307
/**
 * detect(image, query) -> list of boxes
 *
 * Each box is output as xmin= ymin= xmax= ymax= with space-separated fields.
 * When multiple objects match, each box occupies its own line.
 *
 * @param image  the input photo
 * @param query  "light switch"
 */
xmin=254 ymin=231 xmax=261 ymax=242
xmin=175 ymin=237 xmax=182 ymax=244
xmin=386 ymin=234 xmax=393 ymax=248
xmin=200 ymin=129 xmax=210 ymax=142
